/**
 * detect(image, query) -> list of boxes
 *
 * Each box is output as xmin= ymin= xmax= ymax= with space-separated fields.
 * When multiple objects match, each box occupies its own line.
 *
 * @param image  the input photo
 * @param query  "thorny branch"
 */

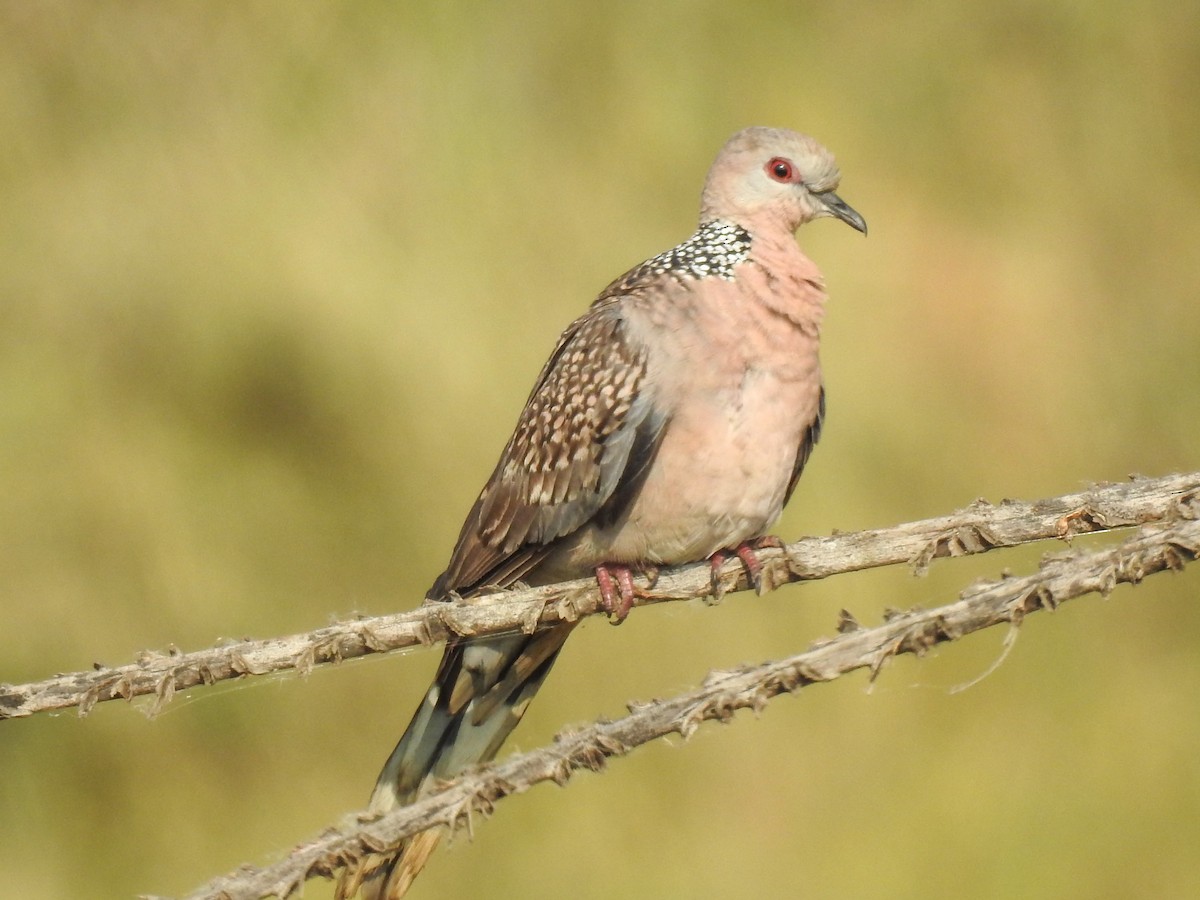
xmin=175 ymin=512 xmax=1200 ymax=900
xmin=2 ymin=472 xmax=1198 ymax=721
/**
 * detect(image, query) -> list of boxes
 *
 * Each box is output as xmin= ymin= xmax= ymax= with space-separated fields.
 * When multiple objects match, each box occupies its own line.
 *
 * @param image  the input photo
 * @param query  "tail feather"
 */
xmin=337 ymin=624 xmax=575 ymax=899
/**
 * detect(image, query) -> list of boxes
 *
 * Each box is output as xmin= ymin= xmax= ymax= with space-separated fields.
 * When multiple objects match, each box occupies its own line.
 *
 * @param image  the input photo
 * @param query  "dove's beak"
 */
xmin=816 ymin=190 xmax=867 ymax=235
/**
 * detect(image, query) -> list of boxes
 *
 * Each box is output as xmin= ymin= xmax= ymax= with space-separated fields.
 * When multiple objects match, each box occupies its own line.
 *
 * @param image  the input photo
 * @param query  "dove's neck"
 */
xmin=737 ymin=226 xmax=828 ymax=336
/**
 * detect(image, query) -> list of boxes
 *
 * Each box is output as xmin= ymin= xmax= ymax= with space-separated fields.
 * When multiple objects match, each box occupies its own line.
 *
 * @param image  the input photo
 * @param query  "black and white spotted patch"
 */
xmin=642 ymin=219 xmax=751 ymax=281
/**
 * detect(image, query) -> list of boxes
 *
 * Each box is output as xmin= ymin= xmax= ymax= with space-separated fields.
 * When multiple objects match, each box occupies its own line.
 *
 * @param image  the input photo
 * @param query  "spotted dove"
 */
xmin=337 ymin=126 xmax=866 ymax=898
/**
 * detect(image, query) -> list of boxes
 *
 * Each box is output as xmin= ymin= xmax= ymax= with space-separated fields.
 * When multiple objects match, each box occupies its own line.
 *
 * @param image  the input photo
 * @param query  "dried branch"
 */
xmin=175 ymin=514 xmax=1200 ymax=900
xmin=4 ymin=472 xmax=1198 ymax=721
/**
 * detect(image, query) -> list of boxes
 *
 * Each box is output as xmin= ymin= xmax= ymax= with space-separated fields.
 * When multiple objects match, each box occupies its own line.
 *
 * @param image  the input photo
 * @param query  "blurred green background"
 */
xmin=3 ymin=3 xmax=1199 ymax=898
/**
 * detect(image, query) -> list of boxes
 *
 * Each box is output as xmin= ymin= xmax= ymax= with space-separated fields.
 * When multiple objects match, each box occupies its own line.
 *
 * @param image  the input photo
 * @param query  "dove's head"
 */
xmin=700 ymin=126 xmax=866 ymax=236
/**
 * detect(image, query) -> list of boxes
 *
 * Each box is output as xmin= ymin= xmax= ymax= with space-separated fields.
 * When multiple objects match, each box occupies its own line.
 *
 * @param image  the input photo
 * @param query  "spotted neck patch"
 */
xmin=642 ymin=219 xmax=751 ymax=281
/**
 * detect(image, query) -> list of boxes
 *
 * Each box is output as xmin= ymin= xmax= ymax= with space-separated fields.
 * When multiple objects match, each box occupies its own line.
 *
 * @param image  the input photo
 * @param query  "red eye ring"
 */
xmin=766 ymin=157 xmax=794 ymax=182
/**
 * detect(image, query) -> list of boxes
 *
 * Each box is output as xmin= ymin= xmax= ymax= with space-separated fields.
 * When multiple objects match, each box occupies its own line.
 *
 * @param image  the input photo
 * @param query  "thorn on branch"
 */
xmin=410 ymin=618 xmax=436 ymax=648
xmin=230 ymin=651 xmax=263 ymax=676
xmin=153 ymin=673 xmax=176 ymax=715
xmin=590 ymin=732 xmax=629 ymax=762
xmin=1174 ymin=491 xmax=1200 ymax=520
xmin=1055 ymin=505 xmax=1112 ymax=541
xmin=894 ymin=615 xmax=949 ymax=657
xmin=1016 ymin=582 xmax=1056 ymax=616
xmin=836 ymin=608 xmax=862 ymax=633
xmin=111 ymin=673 xmax=134 ymax=700
xmin=909 ymin=523 xmax=1001 ymax=576
xmin=867 ymin=643 xmax=896 ymax=682
xmin=358 ymin=624 xmax=394 ymax=654
xmin=1162 ymin=541 xmax=1196 ymax=571
xmin=79 ymin=686 xmax=99 ymax=717
xmin=449 ymin=792 xmax=478 ymax=842
xmin=295 ymin=646 xmax=317 ymax=677
xmin=557 ymin=585 xmax=593 ymax=621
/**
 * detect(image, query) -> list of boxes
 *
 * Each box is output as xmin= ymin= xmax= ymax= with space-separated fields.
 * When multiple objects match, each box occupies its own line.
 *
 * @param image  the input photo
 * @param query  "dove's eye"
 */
xmin=766 ymin=158 xmax=795 ymax=182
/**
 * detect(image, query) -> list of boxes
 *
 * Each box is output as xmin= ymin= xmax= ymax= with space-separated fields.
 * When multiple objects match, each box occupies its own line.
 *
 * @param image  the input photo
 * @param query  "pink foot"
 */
xmin=594 ymin=564 xmax=639 ymax=624
xmin=709 ymin=536 xmax=785 ymax=598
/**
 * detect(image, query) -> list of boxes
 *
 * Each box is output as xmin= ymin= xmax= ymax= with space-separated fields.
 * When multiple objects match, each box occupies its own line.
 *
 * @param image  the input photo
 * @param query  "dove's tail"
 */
xmin=336 ymin=623 xmax=575 ymax=899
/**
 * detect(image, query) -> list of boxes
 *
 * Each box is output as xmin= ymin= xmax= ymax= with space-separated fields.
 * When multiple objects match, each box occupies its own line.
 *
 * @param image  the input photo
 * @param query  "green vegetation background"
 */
xmin=3 ymin=3 xmax=1199 ymax=898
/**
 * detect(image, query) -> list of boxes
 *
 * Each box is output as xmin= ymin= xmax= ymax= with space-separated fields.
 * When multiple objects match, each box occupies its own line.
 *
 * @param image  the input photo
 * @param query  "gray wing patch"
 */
xmin=783 ymin=383 xmax=824 ymax=507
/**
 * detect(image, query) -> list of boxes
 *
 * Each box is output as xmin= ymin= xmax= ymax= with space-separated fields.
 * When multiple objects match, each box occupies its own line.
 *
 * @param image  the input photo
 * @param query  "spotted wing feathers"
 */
xmin=430 ymin=304 xmax=663 ymax=597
